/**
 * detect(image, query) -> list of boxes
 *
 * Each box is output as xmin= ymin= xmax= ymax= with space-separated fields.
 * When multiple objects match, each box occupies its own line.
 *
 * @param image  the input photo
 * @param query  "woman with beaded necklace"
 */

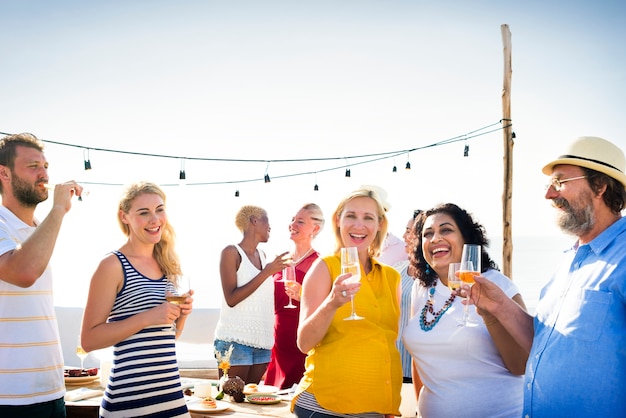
xmin=402 ymin=203 xmax=527 ymax=418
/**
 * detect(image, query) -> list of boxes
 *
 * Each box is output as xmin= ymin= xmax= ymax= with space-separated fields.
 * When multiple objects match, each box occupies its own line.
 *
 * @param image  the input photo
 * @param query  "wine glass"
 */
xmin=283 ymin=265 xmax=297 ymax=309
xmin=165 ymin=275 xmax=191 ymax=332
xmin=459 ymin=244 xmax=481 ymax=327
xmin=341 ymin=247 xmax=363 ymax=321
xmin=76 ymin=335 xmax=88 ymax=371
xmin=447 ymin=262 xmax=462 ymax=292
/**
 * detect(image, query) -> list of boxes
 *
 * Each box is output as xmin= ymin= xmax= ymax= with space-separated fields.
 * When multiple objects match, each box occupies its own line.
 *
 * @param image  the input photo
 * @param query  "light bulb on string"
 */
xmin=405 ymin=153 xmax=411 ymax=170
xmin=313 ymin=172 xmax=319 ymax=191
xmin=464 ymin=143 xmax=469 ymax=157
xmin=344 ymin=158 xmax=351 ymax=178
xmin=83 ymin=148 xmax=92 ymax=170
xmin=179 ymin=158 xmax=186 ymax=180
xmin=264 ymin=162 xmax=271 ymax=183
xmin=235 ymin=189 xmax=240 ymax=197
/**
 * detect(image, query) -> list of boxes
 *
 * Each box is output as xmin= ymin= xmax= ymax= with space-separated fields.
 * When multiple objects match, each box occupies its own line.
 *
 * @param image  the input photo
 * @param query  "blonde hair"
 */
xmin=117 ymin=181 xmax=182 ymax=283
xmin=331 ymin=188 xmax=388 ymax=257
xmin=301 ymin=202 xmax=325 ymax=238
xmin=235 ymin=205 xmax=267 ymax=232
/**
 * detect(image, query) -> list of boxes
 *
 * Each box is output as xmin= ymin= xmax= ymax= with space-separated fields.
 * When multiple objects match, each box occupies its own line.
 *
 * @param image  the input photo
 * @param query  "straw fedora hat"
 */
xmin=359 ymin=184 xmax=391 ymax=212
xmin=542 ymin=136 xmax=626 ymax=188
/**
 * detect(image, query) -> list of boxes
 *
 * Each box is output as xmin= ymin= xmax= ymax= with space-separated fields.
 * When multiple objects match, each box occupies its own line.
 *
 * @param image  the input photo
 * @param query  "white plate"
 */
xmin=187 ymin=399 xmax=229 ymax=413
xmin=243 ymin=384 xmax=279 ymax=395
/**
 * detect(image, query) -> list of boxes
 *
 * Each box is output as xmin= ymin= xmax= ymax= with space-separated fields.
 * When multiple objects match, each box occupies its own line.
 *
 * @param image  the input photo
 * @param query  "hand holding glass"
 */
xmin=283 ymin=265 xmax=297 ymax=309
xmin=459 ymin=244 xmax=481 ymax=327
xmin=165 ymin=276 xmax=190 ymax=332
xmin=341 ymin=247 xmax=363 ymax=321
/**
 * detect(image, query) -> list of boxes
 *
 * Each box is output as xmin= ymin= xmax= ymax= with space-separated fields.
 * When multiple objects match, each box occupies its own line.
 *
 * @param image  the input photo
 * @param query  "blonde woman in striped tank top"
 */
xmin=81 ymin=182 xmax=193 ymax=417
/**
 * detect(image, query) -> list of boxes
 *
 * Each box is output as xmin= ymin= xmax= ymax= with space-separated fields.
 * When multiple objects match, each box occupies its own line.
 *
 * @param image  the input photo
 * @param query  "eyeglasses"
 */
xmin=545 ymin=176 xmax=587 ymax=192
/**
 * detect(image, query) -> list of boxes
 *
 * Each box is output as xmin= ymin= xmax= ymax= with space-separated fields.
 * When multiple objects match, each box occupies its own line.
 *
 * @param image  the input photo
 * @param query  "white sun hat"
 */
xmin=542 ymin=136 xmax=626 ymax=188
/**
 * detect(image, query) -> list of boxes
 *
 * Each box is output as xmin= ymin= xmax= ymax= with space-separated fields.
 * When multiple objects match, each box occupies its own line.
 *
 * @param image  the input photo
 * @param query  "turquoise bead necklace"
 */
xmin=419 ymin=280 xmax=456 ymax=332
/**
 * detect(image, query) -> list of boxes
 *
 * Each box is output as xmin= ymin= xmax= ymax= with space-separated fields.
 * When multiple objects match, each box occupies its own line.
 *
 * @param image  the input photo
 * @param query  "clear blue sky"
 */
xmin=2 ymin=0 xmax=625 ymax=307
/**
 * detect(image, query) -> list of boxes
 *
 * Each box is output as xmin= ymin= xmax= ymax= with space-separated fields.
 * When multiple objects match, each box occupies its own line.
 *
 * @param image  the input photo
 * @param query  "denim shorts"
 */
xmin=214 ymin=339 xmax=271 ymax=366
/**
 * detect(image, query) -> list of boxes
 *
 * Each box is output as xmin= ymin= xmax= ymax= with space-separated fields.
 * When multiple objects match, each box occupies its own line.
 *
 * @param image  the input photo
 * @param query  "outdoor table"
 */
xmin=64 ymin=377 xmax=293 ymax=418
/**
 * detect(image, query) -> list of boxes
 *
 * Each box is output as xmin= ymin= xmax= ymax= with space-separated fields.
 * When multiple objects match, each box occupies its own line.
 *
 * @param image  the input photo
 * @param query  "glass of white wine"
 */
xmin=341 ymin=247 xmax=363 ymax=321
xmin=447 ymin=262 xmax=462 ymax=292
xmin=76 ymin=335 xmax=88 ymax=371
xmin=283 ymin=265 xmax=297 ymax=309
xmin=165 ymin=275 xmax=190 ymax=332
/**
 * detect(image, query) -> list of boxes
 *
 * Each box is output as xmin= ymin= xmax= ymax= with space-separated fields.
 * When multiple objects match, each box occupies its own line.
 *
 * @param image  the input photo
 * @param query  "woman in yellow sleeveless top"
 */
xmin=292 ymin=188 xmax=402 ymax=417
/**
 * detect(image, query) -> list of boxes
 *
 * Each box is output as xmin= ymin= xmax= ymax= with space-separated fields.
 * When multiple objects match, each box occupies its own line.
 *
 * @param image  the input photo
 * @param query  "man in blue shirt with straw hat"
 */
xmin=466 ymin=136 xmax=626 ymax=417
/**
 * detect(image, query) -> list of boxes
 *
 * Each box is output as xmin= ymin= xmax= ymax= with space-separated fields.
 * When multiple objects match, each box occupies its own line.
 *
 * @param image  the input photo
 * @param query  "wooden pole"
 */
xmin=501 ymin=24 xmax=514 ymax=279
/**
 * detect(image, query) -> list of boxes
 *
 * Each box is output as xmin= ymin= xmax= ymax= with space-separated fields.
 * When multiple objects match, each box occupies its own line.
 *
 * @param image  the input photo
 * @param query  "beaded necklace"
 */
xmin=419 ymin=280 xmax=456 ymax=332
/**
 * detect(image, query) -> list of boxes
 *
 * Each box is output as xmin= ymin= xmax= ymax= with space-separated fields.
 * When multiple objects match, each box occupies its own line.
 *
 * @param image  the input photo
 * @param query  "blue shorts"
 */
xmin=214 ymin=339 xmax=271 ymax=366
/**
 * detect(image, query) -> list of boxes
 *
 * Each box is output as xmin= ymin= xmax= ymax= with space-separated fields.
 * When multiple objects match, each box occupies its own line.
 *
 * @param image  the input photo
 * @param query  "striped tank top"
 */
xmin=100 ymin=251 xmax=189 ymax=418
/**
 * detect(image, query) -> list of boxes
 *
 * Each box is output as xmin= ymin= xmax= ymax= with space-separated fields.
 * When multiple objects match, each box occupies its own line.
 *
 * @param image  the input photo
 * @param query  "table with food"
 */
xmin=64 ymin=367 xmax=294 ymax=417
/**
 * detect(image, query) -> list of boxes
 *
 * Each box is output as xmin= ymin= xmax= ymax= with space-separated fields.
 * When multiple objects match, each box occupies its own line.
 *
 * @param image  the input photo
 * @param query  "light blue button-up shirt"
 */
xmin=524 ymin=216 xmax=626 ymax=417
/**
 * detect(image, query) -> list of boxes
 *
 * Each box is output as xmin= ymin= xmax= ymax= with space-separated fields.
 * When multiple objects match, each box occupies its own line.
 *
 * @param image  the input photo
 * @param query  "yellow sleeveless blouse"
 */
xmin=292 ymin=255 xmax=402 ymax=415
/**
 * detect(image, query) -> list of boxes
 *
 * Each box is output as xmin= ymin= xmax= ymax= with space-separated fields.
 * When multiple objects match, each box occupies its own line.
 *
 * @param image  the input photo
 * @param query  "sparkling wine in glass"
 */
xmin=447 ymin=262 xmax=462 ymax=292
xmin=165 ymin=275 xmax=190 ymax=332
xmin=76 ymin=335 xmax=88 ymax=371
xmin=341 ymin=247 xmax=363 ymax=321
xmin=283 ymin=265 xmax=297 ymax=309
xmin=459 ymin=244 xmax=481 ymax=327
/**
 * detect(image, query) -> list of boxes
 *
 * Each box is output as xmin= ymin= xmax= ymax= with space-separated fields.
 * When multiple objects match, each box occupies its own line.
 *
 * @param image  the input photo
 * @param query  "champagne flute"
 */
xmin=76 ymin=335 xmax=88 ymax=371
xmin=165 ymin=275 xmax=190 ymax=332
xmin=43 ymin=183 xmax=89 ymax=201
xmin=459 ymin=244 xmax=481 ymax=327
xmin=283 ymin=265 xmax=297 ymax=309
xmin=341 ymin=247 xmax=363 ymax=321
xmin=447 ymin=262 xmax=462 ymax=292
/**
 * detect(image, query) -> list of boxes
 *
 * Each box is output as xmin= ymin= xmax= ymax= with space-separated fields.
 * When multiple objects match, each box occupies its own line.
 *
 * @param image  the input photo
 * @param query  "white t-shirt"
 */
xmin=0 ymin=205 xmax=65 ymax=405
xmin=402 ymin=269 xmax=523 ymax=418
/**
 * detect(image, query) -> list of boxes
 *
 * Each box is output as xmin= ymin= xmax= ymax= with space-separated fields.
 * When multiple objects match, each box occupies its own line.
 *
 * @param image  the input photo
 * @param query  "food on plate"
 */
xmin=244 ymin=383 xmax=258 ymax=393
xmin=245 ymin=394 xmax=281 ymax=405
xmin=200 ymin=396 xmax=217 ymax=408
xmin=65 ymin=368 xmax=99 ymax=378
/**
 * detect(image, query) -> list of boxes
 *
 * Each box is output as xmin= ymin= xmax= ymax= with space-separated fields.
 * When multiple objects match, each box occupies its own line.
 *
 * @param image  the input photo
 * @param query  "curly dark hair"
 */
xmin=408 ymin=203 xmax=499 ymax=287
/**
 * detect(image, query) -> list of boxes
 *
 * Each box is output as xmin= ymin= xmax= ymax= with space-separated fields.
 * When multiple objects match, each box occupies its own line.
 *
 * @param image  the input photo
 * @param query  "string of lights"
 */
xmin=0 ymin=120 xmax=513 ymax=192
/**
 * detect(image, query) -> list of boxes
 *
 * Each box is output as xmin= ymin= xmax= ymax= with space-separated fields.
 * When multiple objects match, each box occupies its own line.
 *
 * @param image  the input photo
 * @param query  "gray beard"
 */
xmin=554 ymin=197 xmax=595 ymax=237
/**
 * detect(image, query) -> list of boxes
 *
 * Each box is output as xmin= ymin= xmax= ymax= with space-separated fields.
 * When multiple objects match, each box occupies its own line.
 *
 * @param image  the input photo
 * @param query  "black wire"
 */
xmin=1 ymin=120 xmax=509 ymax=186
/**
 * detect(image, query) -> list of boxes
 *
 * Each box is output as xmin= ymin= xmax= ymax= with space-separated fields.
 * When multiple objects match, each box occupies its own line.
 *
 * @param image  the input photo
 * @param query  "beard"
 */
xmin=11 ymin=172 xmax=47 ymax=207
xmin=552 ymin=191 xmax=595 ymax=237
